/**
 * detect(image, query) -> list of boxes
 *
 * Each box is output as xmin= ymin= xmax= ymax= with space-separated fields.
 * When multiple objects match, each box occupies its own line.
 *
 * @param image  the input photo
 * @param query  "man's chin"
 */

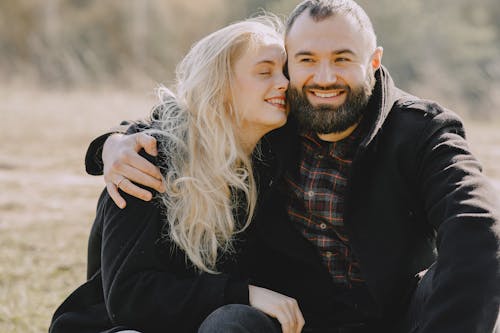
xmin=307 ymin=103 xmax=344 ymax=113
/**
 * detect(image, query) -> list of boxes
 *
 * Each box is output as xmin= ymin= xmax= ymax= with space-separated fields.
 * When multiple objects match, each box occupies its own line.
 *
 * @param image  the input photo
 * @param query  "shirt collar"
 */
xmin=300 ymin=120 xmax=368 ymax=161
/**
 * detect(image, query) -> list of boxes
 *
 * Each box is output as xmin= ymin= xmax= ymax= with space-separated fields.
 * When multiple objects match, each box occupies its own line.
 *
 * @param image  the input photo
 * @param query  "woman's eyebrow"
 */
xmin=254 ymin=59 xmax=276 ymax=66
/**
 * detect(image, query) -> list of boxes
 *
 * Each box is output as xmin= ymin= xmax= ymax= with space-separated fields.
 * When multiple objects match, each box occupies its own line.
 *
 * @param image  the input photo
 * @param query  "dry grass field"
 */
xmin=0 ymin=87 xmax=153 ymax=332
xmin=0 ymin=87 xmax=499 ymax=332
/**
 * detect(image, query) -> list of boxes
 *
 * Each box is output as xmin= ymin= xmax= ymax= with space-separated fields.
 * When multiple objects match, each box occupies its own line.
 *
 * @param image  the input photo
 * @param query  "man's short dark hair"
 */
xmin=286 ymin=0 xmax=377 ymax=48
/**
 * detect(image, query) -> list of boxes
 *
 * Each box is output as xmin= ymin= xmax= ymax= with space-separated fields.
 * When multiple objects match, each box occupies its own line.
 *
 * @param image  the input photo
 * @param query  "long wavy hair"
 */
xmin=147 ymin=15 xmax=284 ymax=273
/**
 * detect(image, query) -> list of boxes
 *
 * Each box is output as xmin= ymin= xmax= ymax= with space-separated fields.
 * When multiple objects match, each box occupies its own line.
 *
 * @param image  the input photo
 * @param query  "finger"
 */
xmin=123 ymin=150 xmax=163 ymax=181
xmin=283 ymin=301 xmax=300 ymax=333
xmin=116 ymin=178 xmax=153 ymax=202
xmin=294 ymin=305 xmax=305 ymax=333
xmin=106 ymin=182 xmax=126 ymax=209
xmin=117 ymin=163 xmax=164 ymax=193
xmin=282 ymin=298 xmax=302 ymax=333
xmin=274 ymin=310 xmax=294 ymax=333
xmin=135 ymin=133 xmax=158 ymax=156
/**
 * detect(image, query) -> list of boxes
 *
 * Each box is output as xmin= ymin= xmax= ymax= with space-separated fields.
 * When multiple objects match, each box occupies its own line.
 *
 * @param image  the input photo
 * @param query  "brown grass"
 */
xmin=0 ymin=88 xmax=498 ymax=332
xmin=0 ymin=87 xmax=153 ymax=332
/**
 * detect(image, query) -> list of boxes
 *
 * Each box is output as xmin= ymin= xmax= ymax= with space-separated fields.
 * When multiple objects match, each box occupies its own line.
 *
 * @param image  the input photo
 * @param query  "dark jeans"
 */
xmin=197 ymin=265 xmax=442 ymax=333
xmin=198 ymin=304 xmax=281 ymax=333
xmin=197 ymin=304 xmax=369 ymax=333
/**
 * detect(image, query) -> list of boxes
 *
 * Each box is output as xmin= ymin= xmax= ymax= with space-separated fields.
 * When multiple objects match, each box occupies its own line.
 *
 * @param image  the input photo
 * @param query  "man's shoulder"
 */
xmin=374 ymin=89 xmax=467 ymax=146
xmin=394 ymin=91 xmax=443 ymax=115
xmin=390 ymin=90 xmax=463 ymax=126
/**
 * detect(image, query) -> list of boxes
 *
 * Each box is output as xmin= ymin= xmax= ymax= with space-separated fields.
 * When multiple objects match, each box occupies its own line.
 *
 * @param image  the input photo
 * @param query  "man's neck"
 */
xmin=317 ymin=122 xmax=359 ymax=142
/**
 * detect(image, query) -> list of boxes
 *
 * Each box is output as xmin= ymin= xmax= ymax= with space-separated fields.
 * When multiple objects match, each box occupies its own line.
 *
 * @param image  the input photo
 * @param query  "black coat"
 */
xmin=243 ymin=68 xmax=500 ymax=332
xmin=50 ymin=138 xmax=280 ymax=333
xmin=56 ymin=67 xmax=499 ymax=333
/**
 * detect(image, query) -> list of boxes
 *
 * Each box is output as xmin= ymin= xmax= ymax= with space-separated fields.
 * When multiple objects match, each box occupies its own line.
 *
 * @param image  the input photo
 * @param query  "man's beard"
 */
xmin=287 ymin=71 xmax=375 ymax=134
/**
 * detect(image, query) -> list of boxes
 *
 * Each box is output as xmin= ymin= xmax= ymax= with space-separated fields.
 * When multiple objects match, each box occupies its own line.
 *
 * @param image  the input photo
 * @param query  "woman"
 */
xmin=49 ymin=15 xmax=304 ymax=333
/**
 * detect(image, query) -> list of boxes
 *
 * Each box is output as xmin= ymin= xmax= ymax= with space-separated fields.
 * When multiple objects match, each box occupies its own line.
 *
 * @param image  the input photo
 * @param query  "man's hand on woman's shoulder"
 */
xmin=103 ymin=132 xmax=165 ymax=208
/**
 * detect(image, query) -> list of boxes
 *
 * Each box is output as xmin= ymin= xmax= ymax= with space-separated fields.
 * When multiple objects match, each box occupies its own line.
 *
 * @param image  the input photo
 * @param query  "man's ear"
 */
xmin=371 ymin=46 xmax=383 ymax=70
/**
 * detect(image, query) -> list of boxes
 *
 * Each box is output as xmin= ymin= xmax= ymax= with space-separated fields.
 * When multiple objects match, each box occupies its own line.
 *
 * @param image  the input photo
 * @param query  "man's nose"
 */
xmin=314 ymin=62 xmax=337 ymax=86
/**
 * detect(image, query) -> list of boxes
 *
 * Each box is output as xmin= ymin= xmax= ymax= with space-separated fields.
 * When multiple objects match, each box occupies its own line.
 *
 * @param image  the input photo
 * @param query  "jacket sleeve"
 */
xmin=415 ymin=110 xmax=500 ymax=332
xmin=98 ymin=188 xmax=249 ymax=332
xmin=84 ymin=120 xmax=150 ymax=176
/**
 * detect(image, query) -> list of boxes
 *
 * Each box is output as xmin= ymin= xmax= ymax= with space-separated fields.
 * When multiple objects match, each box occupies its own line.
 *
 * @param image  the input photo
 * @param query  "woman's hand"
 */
xmin=103 ymin=132 xmax=165 ymax=208
xmin=249 ymin=285 xmax=305 ymax=333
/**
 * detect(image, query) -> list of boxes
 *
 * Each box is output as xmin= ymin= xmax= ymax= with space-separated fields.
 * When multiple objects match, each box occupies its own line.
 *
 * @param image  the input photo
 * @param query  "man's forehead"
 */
xmin=285 ymin=10 xmax=369 ymax=51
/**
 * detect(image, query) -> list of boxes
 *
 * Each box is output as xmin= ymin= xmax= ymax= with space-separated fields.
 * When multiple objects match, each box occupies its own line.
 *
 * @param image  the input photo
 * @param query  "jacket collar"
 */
xmin=357 ymin=66 xmax=401 ymax=150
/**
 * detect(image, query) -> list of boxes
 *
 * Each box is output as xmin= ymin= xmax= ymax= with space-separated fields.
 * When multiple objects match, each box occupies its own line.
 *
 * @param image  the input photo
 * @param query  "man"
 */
xmin=86 ymin=1 xmax=500 ymax=332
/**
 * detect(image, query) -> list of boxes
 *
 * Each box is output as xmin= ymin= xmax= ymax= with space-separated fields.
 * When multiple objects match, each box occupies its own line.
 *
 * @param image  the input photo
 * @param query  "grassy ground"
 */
xmin=0 ymin=88 xmax=153 ymax=332
xmin=0 ymin=88 xmax=499 ymax=332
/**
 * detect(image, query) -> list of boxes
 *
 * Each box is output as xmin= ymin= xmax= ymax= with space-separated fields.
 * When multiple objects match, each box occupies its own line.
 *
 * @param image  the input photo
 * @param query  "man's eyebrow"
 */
xmin=294 ymin=51 xmax=314 ymax=58
xmin=293 ymin=49 xmax=357 ymax=57
xmin=333 ymin=49 xmax=356 ymax=56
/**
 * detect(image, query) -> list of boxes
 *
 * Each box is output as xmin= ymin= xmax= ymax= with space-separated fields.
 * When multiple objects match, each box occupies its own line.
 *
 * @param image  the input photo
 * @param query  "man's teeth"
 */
xmin=268 ymin=98 xmax=285 ymax=105
xmin=313 ymin=91 xmax=341 ymax=98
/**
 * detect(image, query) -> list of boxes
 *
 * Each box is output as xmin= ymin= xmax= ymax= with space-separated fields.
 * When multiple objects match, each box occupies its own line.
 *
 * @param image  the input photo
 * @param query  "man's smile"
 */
xmin=307 ymin=89 xmax=347 ymax=105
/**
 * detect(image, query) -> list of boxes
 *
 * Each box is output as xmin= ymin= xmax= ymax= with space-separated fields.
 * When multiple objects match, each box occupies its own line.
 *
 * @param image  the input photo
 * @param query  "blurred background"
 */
xmin=0 ymin=0 xmax=499 ymax=332
xmin=2 ymin=0 xmax=500 ymax=117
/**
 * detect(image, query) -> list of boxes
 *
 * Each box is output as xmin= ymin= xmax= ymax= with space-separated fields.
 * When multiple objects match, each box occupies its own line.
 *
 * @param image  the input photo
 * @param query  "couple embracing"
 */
xmin=50 ymin=1 xmax=500 ymax=332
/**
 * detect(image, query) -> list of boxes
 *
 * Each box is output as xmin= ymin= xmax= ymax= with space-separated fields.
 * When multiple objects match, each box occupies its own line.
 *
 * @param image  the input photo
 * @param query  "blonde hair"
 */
xmin=147 ymin=15 xmax=284 ymax=273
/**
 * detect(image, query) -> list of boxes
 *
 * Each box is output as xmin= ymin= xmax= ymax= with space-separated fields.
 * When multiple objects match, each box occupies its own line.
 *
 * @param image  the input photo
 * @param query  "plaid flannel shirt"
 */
xmin=285 ymin=126 xmax=366 ymax=288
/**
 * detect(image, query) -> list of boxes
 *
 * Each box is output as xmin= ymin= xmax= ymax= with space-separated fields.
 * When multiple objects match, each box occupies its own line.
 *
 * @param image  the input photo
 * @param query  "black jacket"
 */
xmin=50 ymin=136 xmax=279 ymax=333
xmin=243 ymin=67 xmax=500 ymax=332
xmin=56 ymin=67 xmax=499 ymax=333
